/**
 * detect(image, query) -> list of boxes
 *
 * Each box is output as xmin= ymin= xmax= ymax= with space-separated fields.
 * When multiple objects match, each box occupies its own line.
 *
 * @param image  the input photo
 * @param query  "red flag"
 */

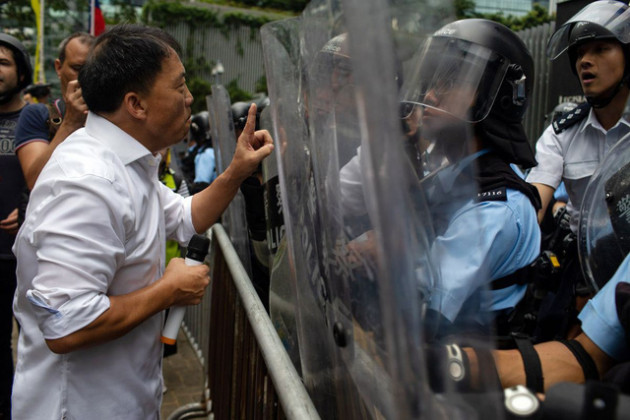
xmin=90 ymin=0 xmax=105 ymax=36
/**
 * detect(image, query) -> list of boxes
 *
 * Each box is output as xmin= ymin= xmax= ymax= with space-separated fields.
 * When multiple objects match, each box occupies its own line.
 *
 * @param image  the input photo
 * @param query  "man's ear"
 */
xmin=123 ymin=92 xmax=147 ymax=120
xmin=54 ymin=58 xmax=62 ymax=77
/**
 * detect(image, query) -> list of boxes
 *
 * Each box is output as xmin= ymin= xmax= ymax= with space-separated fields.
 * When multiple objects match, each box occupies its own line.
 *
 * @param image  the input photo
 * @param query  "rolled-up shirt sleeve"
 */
xmin=160 ymin=181 xmax=197 ymax=245
xmin=526 ymin=126 xmax=564 ymax=189
xmin=578 ymin=256 xmax=630 ymax=361
xmin=21 ymin=175 xmax=127 ymax=340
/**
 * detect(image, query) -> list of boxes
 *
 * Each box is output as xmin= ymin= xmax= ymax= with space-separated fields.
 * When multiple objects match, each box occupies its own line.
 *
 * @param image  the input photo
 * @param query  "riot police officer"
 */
xmin=526 ymin=0 xmax=630 ymax=342
xmin=342 ymin=18 xmax=542 ymax=337
xmin=491 ymin=135 xmax=630 ymax=403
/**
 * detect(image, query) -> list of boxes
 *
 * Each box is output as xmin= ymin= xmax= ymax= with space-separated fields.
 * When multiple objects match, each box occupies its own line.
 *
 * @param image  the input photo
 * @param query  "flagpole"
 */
xmin=90 ymin=0 xmax=95 ymax=36
xmin=39 ymin=0 xmax=45 ymax=82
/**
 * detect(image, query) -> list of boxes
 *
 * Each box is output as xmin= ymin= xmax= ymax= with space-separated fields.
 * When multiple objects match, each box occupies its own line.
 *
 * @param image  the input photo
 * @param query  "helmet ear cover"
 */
xmin=491 ymin=64 xmax=527 ymax=121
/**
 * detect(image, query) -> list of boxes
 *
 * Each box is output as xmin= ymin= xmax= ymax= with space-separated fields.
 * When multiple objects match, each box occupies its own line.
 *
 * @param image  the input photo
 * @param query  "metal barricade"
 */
xmin=170 ymin=224 xmax=318 ymax=420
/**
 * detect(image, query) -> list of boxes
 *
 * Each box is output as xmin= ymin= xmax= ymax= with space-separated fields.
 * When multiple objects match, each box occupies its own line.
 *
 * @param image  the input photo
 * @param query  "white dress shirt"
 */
xmin=527 ymin=108 xmax=630 ymax=233
xmin=12 ymin=112 xmax=197 ymax=420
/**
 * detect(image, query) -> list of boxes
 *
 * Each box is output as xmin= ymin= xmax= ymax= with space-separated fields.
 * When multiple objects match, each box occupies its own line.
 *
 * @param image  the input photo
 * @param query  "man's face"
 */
xmin=143 ymin=51 xmax=194 ymax=151
xmin=55 ymin=38 xmax=90 ymax=94
xmin=575 ymin=40 xmax=626 ymax=99
xmin=0 ymin=45 xmax=20 ymax=99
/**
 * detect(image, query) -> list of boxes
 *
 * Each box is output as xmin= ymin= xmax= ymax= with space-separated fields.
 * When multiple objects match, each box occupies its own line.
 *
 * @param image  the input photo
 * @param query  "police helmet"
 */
xmin=190 ymin=111 xmax=211 ymax=145
xmin=0 ymin=33 xmax=33 ymax=91
xmin=547 ymin=1 xmax=630 ymax=64
xmin=231 ymin=96 xmax=268 ymax=131
xmin=402 ymin=19 xmax=533 ymax=124
xmin=401 ymin=19 xmax=536 ymax=166
xmin=547 ymin=1 xmax=630 ymax=106
xmin=231 ymin=102 xmax=251 ymax=131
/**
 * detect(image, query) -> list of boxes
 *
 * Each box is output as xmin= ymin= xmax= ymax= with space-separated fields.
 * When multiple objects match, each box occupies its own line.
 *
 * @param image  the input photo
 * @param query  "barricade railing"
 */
xmin=170 ymin=224 xmax=319 ymax=420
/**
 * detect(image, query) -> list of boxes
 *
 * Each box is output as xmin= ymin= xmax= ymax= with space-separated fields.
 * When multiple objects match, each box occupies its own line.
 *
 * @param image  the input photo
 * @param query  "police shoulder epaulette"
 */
xmin=552 ymin=102 xmax=591 ymax=134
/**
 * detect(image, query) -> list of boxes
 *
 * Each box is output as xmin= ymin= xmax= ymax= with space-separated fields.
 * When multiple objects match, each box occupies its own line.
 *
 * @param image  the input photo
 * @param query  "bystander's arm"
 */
xmin=0 ymin=208 xmax=19 ymax=235
xmin=18 ymin=80 xmax=88 ymax=189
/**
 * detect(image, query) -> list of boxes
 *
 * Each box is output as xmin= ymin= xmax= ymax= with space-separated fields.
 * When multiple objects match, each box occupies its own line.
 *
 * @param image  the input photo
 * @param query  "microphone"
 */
xmin=161 ymin=234 xmax=210 ymax=345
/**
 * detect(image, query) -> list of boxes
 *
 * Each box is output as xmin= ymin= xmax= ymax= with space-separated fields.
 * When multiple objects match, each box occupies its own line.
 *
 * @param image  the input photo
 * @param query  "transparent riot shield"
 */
xmin=258 ymin=103 xmax=301 ymax=371
xmin=579 ymin=134 xmax=630 ymax=291
xmin=264 ymin=0 xmax=505 ymax=418
xmin=206 ymin=87 xmax=253 ymax=278
xmin=261 ymin=16 xmax=343 ymax=416
xmin=341 ymin=1 xmax=505 ymax=418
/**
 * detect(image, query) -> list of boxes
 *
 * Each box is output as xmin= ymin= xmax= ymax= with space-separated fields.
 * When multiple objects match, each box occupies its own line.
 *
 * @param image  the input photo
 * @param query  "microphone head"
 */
xmin=186 ymin=234 xmax=210 ymax=262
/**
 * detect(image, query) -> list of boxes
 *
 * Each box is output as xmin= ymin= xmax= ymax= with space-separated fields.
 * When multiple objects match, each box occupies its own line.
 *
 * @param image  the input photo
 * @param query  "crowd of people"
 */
xmin=0 ymin=0 xmax=630 ymax=418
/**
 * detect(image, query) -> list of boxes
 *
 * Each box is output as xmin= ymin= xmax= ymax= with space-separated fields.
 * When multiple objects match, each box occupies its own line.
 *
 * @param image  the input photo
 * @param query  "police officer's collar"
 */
xmin=579 ymin=106 xmax=630 ymax=135
xmin=432 ymin=149 xmax=489 ymax=193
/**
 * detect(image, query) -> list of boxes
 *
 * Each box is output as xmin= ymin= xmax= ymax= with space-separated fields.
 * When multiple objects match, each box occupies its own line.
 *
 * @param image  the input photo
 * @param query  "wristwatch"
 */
xmin=445 ymin=343 xmax=466 ymax=382
xmin=504 ymin=385 xmax=540 ymax=417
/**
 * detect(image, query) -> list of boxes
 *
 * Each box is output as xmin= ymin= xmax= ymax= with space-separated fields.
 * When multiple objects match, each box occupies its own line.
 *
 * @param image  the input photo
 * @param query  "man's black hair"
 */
xmin=79 ymin=24 xmax=182 ymax=113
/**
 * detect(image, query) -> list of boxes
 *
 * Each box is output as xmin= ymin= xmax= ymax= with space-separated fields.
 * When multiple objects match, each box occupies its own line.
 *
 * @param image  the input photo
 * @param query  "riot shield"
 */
xmin=578 ymin=134 xmax=630 ymax=291
xmin=261 ymin=16 xmax=343 ymax=416
xmin=258 ymin=101 xmax=301 ymax=371
xmin=206 ymin=86 xmax=253 ymax=278
xmin=341 ymin=1 xmax=505 ymax=418
xmin=263 ymin=1 xmax=504 ymax=418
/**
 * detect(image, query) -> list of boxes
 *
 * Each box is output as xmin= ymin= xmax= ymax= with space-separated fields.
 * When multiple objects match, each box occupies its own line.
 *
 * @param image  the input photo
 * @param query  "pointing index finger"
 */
xmin=242 ymin=103 xmax=257 ymax=136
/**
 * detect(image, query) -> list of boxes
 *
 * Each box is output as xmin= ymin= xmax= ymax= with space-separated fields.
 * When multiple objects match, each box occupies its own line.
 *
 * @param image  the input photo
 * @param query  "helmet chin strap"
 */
xmin=586 ymin=77 xmax=626 ymax=109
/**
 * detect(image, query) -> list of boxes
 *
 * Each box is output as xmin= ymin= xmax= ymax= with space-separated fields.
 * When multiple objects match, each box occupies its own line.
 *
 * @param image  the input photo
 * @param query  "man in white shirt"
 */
xmin=11 ymin=24 xmax=273 ymax=419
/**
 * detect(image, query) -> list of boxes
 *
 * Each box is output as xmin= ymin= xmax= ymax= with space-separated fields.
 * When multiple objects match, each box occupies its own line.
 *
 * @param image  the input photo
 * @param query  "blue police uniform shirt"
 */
xmin=425 ymin=150 xmax=541 ymax=323
xmin=579 ymin=254 xmax=630 ymax=361
xmin=193 ymin=146 xmax=217 ymax=184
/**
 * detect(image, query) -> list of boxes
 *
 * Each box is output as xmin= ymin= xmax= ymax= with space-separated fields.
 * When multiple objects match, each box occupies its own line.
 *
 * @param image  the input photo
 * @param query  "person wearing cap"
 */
xmin=23 ymin=82 xmax=51 ymax=104
xmin=15 ymin=32 xmax=94 ymax=190
xmin=525 ymin=0 xmax=630 ymax=342
xmin=0 ymin=32 xmax=32 ymax=419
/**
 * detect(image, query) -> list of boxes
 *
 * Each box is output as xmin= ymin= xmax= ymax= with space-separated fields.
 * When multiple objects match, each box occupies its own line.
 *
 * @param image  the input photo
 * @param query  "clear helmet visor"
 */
xmin=547 ymin=0 xmax=630 ymax=60
xmin=400 ymin=36 xmax=510 ymax=124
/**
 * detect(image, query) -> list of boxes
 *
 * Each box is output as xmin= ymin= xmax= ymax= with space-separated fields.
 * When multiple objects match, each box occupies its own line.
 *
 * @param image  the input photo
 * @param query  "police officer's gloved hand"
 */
xmin=553 ymin=205 xmax=571 ymax=232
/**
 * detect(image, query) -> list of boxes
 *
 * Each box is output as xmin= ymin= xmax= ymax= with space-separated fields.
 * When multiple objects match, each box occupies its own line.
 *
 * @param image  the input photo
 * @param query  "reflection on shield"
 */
xmin=207 ymin=86 xmax=253 ymax=277
xmin=258 ymin=99 xmax=301 ymax=371
xmin=579 ymin=134 xmax=630 ymax=292
xmin=263 ymin=0 xmax=504 ymax=418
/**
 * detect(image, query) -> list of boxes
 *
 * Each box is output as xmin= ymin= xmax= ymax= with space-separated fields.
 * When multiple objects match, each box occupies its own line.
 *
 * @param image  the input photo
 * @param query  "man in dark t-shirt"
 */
xmin=15 ymin=32 xmax=94 ymax=190
xmin=0 ymin=33 xmax=31 ymax=419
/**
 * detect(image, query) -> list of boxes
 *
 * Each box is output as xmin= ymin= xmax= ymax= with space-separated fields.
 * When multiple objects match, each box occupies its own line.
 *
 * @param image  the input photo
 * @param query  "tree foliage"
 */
xmin=459 ymin=2 xmax=554 ymax=31
xmin=199 ymin=0 xmax=308 ymax=13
